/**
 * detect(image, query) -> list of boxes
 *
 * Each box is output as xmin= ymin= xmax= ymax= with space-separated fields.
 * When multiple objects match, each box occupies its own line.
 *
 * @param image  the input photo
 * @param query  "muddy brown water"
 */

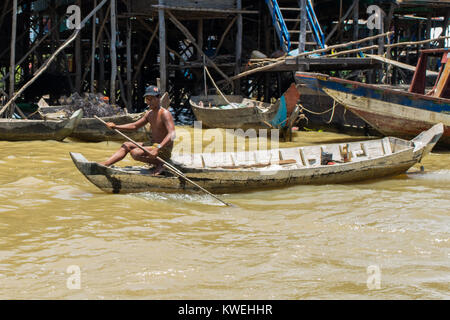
xmin=0 ymin=128 xmax=449 ymax=299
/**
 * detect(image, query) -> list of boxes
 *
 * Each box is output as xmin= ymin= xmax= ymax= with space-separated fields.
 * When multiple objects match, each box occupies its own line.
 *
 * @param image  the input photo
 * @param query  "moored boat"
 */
xmin=295 ymin=49 xmax=450 ymax=147
xmin=0 ymin=109 xmax=83 ymax=141
xmin=70 ymin=123 xmax=443 ymax=194
xmin=189 ymin=83 xmax=301 ymax=131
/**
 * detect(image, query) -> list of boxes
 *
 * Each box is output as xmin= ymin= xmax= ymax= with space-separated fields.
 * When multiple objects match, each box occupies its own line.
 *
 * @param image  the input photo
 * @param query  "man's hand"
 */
xmin=149 ymin=147 xmax=159 ymax=157
xmin=106 ymin=122 xmax=116 ymax=129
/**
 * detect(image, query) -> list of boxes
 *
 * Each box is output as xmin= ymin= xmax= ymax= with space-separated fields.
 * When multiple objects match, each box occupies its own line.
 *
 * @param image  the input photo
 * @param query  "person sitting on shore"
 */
xmin=99 ymin=85 xmax=176 ymax=175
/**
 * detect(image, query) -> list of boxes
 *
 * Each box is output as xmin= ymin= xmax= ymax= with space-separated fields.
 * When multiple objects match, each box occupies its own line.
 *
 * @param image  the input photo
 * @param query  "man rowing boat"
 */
xmin=99 ymin=85 xmax=176 ymax=175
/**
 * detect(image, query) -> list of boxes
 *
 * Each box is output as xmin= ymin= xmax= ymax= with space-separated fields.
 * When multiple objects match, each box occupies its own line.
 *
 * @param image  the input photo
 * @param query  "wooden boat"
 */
xmin=40 ymin=107 xmax=149 ymax=142
xmin=295 ymin=49 xmax=450 ymax=147
xmin=70 ymin=123 xmax=443 ymax=194
xmin=189 ymin=83 xmax=301 ymax=130
xmin=69 ymin=114 xmax=150 ymax=142
xmin=0 ymin=109 xmax=83 ymax=141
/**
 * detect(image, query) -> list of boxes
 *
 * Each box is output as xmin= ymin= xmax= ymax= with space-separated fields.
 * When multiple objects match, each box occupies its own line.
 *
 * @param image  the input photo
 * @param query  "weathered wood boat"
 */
xmin=189 ymin=83 xmax=301 ymax=130
xmin=69 ymin=114 xmax=150 ymax=142
xmin=0 ymin=109 xmax=83 ymax=141
xmin=40 ymin=107 xmax=149 ymax=142
xmin=70 ymin=123 xmax=443 ymax=194
xmin=295 ymin=49 xmax=450 ymax=147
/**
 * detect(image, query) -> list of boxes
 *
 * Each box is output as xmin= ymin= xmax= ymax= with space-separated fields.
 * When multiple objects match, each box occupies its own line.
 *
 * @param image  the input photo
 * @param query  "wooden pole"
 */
xmin=299 ymin=0 xmax=307 ymax=53
xmin=91 ymin=0 xmax=97 ymax=93
xmin=110 ymin=0 xmax=118 ymax=103
xmin=325 ymin=0 xmax=357 ymax=43
xmin=158 ymin=0 xmax=167 ymax=93
xmin=353 ymin=0 xmax=359 ymax=45
xmin=235 ymin=0 xmax=242 ymax=94
xmin=126 ymin=5 xmax=132 ymax=110
xmin=197 ymin=19 xmax=203 ymax=61
xmin=9 ymin=0 xmax=17 ymax=102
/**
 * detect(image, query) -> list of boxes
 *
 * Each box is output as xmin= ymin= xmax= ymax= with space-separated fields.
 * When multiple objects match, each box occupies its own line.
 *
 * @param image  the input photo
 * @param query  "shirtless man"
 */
xmin=99 ymin=85 xmax=176 ymax=175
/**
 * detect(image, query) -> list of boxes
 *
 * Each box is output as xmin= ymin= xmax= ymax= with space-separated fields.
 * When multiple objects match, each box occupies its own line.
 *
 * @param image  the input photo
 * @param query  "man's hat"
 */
xmin=143 ymin=85 xmax=161 ymax=97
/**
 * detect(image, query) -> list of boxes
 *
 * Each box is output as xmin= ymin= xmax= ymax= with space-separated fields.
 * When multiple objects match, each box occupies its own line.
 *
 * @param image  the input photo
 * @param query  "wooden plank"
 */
xmin=366 ymin=54 xmax=439 ymax=76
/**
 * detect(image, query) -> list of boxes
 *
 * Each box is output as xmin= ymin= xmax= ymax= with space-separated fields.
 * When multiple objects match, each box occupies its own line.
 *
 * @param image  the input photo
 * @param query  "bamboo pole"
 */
xmin=230 ymin=31 xmax=394 ymax=81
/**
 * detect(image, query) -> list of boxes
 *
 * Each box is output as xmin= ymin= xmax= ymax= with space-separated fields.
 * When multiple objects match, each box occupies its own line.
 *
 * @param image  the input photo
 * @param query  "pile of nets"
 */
xmin=58 ymin=92 xmax=126 ymax=118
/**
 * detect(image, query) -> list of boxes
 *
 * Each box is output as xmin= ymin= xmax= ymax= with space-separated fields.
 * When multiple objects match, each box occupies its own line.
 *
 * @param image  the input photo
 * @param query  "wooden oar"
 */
xmin=94 ymin=115 xmax=234 ymax=207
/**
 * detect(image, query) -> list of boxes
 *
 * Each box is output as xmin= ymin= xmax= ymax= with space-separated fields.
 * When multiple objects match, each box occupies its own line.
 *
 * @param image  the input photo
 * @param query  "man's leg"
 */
xmin=99 ymin=142 xmax=138 ymax=166
xmin=130 ymin=147 xmax=165 ymax=175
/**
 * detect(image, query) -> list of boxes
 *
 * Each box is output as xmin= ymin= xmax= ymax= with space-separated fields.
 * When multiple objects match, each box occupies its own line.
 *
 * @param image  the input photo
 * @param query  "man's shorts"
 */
xmin=143 ymin=142 xmax=172 ymax=160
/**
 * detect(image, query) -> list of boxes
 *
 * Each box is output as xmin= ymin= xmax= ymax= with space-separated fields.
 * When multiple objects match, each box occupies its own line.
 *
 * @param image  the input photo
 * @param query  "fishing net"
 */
xmin=57 ymin=92 xmax=126 ymax=118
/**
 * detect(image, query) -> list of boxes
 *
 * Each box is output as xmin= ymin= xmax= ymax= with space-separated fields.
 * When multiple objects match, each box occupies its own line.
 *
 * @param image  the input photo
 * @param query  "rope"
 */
xmin=204 ymin=66 xmax=234 ymax=106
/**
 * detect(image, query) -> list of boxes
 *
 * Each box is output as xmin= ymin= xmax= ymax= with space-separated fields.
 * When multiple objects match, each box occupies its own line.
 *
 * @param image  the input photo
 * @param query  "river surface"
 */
xmin=0 ymin=128 xmax=449 ymax=299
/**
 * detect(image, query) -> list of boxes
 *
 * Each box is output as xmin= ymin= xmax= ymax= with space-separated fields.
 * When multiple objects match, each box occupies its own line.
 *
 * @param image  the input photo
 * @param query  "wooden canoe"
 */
xmin=69 ymin=114 xmax=150 ymax=142
xmin=70 ymin=123 xmax=443 ymax=194
xmin=0 ymin=109 xmax=83 ymax=141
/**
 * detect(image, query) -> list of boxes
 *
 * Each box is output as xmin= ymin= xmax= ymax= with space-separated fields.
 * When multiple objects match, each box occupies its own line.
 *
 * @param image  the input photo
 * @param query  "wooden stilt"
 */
xmin=110 ymin=0 xmax=118 ymax=103
xmin=158 ymin=0 xmax=167 ymax=93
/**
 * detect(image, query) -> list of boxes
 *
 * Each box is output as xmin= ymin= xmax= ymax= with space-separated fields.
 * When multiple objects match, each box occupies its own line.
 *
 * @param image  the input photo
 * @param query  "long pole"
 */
xmin=94 ymin=116 xmax=234 ymax=207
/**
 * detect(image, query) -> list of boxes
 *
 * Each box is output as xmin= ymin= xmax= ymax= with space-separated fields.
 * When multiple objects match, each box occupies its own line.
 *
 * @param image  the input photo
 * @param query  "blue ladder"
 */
xmin=265 ymin=0 xmax=326 ymax=53
xmin=265 ymin=0 xmax=291 ymax=52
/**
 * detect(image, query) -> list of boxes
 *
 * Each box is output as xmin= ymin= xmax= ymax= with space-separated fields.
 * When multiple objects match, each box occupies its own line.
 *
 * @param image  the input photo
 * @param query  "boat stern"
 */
xmin=411 ymin=123 xmax=444 ymax=159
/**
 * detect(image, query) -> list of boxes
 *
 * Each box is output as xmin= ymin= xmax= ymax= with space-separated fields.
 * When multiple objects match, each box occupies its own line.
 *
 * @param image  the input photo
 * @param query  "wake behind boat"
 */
xmin=70 ymin=123 xmax=443 ymax=194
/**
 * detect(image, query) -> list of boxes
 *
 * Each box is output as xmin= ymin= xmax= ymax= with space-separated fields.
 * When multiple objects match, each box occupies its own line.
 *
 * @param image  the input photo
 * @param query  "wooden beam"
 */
xmin=235 ymin=0 xmax=242 ymax=94
xmin=158 ymin=0 xmax=167 ymax=93
xmin=151 ymin=4 xmax=258 ymax=15
xmin=110 ymin=0 xmax=118 ymax=103
xmin=91 ymin=0 xmax=97 ymax=93
xmin=166 ymin=10 xmax=232 ymax=84
xmin=366 ymin=54 xmax=439 ymax=77
xmin=299 ymin=0 xmax=307 ymax=53
xmin=9 ymin=0 xmax=17 ymax=102
xmin=126 ymin=1 xmax=132 ymax=108
xmin=230 ymin=31 xmax=394 ymax=81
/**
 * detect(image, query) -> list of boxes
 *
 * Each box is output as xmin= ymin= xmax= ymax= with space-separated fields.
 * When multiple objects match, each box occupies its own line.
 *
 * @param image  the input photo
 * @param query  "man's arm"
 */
xmin=107 ymin=111 xmax=149 ymax=131
xmin=159 ymin=110 xmax=176 ymax=149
